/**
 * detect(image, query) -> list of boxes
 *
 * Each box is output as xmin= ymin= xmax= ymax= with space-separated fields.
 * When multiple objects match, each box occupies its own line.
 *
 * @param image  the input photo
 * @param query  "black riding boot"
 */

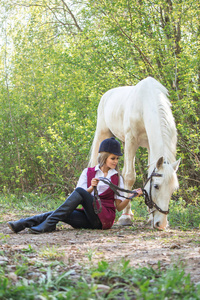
xmin=30 ymin=191 xmax=83 ymax=234
xmin=7 ymin=211 xmax=53 ymax=233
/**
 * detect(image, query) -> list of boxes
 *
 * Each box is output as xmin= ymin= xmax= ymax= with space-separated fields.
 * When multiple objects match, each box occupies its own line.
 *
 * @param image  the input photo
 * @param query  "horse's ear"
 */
xmin=156 ymin=157 xmax=164 ymax=169
xmin=172 ymin=158 xmax=181 ymax=172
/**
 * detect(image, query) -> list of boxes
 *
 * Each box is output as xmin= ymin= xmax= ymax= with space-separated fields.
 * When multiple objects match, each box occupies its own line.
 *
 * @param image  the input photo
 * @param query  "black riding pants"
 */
xmin=62 ymin=187 xmax=102 ymax=229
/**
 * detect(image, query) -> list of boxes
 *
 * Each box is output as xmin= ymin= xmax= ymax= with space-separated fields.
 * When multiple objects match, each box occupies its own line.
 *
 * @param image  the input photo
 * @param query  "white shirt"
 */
xmin=76 ymin=165 xmax=125 ymax=201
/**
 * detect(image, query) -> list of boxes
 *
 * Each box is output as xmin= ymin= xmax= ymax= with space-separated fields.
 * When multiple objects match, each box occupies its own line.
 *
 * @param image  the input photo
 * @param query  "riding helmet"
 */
xmin=98 ymin=137 xmax=123 ymax=156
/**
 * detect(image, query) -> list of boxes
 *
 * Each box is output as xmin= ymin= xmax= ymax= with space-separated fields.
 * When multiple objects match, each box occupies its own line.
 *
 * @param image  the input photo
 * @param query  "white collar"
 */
xmin=95 ymin=164 xmax=118 ymax=176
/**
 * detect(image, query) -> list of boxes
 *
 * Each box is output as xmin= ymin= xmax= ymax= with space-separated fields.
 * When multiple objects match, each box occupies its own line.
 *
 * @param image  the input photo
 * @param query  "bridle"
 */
xmin=93 ymin=168 xmax=169 ymax=215
xmin=142 ymin=168 xmax=169 ymax=215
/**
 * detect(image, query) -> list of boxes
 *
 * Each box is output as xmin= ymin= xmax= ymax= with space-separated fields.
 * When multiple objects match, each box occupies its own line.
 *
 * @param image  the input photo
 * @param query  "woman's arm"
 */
xmin=115 ymin=188 xmax=143 ymax=212
xmin=115 ymin=198 xmax=131 ymax=212
xmin=77 ymin=169 xmax=99 ymax=194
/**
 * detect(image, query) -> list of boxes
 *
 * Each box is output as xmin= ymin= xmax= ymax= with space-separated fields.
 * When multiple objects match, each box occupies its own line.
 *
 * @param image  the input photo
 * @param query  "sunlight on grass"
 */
xmin=39 ymin=245 xmax=65 ymax=261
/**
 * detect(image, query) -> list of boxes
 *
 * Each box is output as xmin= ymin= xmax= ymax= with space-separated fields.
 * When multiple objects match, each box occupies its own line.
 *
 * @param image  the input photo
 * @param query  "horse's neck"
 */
xmin=148 ymin=134 xmax=176 ymax=167
xmin=144 ymin=107 xmax=177 ymax=166
xmin=135 ymin=77 xmax=177 ymax=166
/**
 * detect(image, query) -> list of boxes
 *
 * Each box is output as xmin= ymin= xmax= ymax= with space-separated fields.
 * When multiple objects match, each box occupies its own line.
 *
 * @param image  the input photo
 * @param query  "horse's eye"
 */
xmin=154 ymin=184 xmax=159 ymax=190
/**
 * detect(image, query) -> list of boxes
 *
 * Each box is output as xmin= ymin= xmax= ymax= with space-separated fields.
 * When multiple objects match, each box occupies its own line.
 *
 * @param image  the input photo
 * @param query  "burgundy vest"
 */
xmin=87 ymin=167 xmax=119 ymax=229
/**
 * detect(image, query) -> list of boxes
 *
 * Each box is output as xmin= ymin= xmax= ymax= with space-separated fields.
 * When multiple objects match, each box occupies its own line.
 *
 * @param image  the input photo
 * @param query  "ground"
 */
xmin=1 ymin=213 xmax=200 ymax=286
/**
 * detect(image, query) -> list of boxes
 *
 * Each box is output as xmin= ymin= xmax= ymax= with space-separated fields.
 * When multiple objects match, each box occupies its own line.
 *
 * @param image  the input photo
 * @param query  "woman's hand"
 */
xmin=87 ymin=178 xmax=99 ymax=194
xmin=129 ymin=188 xmax=143 ymax=198
xmin=115 ymin=188 xmax=143 ymax=211
xmin=91 ymin=178 xmax=99 ymax=187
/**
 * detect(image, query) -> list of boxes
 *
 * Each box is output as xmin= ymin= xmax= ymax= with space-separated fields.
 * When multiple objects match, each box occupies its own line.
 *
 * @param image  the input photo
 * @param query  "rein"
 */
xmin=93 ymin=186 xmax=102 ymax=214
xmin=93 ymin=178 xmax=138 ymax=214
xmin=93 ymin=170 xmax=169 ymax=215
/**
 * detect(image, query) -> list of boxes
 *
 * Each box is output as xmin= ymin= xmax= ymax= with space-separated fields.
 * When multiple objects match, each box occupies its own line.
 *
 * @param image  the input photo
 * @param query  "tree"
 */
xmin=0 ymin=0 xmax=199 ymax=203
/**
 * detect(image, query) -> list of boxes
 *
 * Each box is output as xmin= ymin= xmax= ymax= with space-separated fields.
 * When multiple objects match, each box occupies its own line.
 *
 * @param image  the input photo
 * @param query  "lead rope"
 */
xmin=93 ymin=186 xmax=102 ymax=214
xmin=93 ymin=177 xmax=139 ymax=215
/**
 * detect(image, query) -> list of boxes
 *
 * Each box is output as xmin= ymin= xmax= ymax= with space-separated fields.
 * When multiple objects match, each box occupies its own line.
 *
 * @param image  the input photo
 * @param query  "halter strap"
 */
xmin=142 ymin=168 xmax=169 ymax=215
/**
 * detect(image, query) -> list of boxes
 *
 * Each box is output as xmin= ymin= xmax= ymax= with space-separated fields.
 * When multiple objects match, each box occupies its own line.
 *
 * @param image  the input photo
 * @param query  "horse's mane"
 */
xmin=163 ymin=162 xmax=179 ymax=190
xmin=153 ymin=79 xmax=177 ymax=164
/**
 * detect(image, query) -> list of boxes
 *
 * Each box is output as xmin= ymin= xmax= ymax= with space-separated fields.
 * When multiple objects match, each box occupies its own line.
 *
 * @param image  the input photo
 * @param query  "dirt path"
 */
xmin=1 ymin=215 xmax=200 ymax=285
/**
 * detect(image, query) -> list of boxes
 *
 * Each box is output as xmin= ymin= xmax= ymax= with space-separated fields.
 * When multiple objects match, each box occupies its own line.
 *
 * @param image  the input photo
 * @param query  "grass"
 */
xmin=0 ymin=192 xmax=200 ymax=299
xmin=0 ymin=192 xmax=66 ymax=214
xmin=39 ymin=244 xmax=65 ymax=260
xmin=168 ymin=198 xmax=200 ymax=230
xmin=0 ymin=257 xmax=199 ymax=299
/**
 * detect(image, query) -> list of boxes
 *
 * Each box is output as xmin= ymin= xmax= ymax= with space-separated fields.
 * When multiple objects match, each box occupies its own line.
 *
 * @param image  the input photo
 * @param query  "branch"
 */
xmin=60 ymin=0 xmax=82 ymax=32
xmin=127 ymin=0 xmax=133 ymax=39
xmin=178 ymin=175 xmax=200 ymax=184
xmin=101 ymin=4 xmax=154 ymax=71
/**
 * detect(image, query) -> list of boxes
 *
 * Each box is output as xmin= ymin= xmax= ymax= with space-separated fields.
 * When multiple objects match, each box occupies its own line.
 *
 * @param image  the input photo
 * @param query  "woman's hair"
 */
xmin=97 ymin=152 xmax=120 ymax=185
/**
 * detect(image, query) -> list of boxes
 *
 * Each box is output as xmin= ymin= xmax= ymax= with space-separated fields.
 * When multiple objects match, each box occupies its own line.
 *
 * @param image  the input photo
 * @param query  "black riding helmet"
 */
xmin=98 ymin=137 xmax=123 ymax=156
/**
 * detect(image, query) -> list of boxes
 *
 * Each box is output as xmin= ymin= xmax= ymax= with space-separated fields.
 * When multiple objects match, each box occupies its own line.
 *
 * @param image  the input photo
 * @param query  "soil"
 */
xmin=1 ymin=213 xmax=200 ymax=285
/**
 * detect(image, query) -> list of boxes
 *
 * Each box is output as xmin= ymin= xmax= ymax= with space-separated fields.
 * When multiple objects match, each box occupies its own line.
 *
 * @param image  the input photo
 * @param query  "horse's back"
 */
xmin=100 ymin=86 xmax=134 ymax=107
xmin=99 ymin=77 xmax=168 ymax=112
xmin=98 ymin=86 xmax=138 ymax=140
xmin=96 ymin=76 xmax=172 ymax=143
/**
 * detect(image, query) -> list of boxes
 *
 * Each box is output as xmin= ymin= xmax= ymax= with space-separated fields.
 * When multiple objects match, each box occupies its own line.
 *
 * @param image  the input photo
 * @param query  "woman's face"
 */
xmin=105 ymin=154 xmax=119 ymax=170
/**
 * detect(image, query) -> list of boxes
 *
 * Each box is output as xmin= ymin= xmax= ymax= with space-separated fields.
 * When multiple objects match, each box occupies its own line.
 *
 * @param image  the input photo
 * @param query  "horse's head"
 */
xmin=146 ymin=156 xmax=181 ymax=230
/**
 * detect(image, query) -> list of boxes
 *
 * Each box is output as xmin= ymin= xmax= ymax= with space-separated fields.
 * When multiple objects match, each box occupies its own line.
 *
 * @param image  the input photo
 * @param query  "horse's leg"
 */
xmin=118 ymin=134 xmax=137 ymax=226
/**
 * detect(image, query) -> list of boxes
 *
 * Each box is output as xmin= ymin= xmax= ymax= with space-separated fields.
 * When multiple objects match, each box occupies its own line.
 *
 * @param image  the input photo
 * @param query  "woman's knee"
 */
xmin=75 ymin=187 xmax=89 ymax=198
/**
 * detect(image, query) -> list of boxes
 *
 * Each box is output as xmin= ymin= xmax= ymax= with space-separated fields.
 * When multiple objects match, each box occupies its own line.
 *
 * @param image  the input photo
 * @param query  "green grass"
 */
xmin=39 ymin=244 xmax=65 ymax=260
xmin=168 ymin=198 xmax=200 ymax=230
xmin=0 ymin=192 xmax=66 ymax=217
xmin=0 ymin=258 xmax=199 ymax=299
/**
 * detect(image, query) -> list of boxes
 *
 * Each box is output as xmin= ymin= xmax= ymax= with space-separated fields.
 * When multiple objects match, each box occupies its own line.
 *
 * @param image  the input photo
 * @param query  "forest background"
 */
xmin=0 ymin=0 xmax=199 ymax=205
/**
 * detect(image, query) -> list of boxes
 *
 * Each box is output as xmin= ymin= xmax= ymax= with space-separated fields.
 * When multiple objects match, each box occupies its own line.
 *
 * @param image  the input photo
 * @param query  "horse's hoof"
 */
xmin=117 ymin=215 xmax=133 ymax=226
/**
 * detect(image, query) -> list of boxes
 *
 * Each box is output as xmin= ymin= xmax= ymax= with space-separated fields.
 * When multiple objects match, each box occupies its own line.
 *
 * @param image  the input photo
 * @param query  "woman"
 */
xmin=7 ymin=138 xmax=142 ymax=234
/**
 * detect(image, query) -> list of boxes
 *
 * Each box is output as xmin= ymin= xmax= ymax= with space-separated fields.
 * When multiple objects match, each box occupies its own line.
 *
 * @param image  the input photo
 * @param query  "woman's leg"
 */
xmin=63 ymin=210 xmax=101 ymax=229
xmin=30 ymin=188 xmax=101 ymax=234
xmin=74 ymin=187 xmax=102 ymax=228
xmin=7 ymin=211 xmax=54 ymax=233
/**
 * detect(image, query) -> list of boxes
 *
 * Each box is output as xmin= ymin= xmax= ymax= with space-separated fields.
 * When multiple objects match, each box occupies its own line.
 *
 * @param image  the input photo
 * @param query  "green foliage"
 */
xmin=0 ymin=259 xmax=199 ymax=299
xmin=92 ymin=259 xmax=199 ymax=299
xmin=169 ymin=198 xmax=200 ymax=230
xmin=0 ymin=0 xmax=199 ymax=205
xmin=0 ymin=192 xmax=65 ymax=215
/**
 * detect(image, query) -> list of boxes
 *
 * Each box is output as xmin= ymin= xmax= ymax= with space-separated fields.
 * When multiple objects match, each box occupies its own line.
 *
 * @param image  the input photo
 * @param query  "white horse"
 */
xmin=89 ymin=76 xmax=180 ymax=230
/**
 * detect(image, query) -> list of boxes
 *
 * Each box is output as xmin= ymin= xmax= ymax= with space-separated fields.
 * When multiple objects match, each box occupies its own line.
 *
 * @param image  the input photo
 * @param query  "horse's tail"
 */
xmin=88 ymin=130 xmax=101 ymax=167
